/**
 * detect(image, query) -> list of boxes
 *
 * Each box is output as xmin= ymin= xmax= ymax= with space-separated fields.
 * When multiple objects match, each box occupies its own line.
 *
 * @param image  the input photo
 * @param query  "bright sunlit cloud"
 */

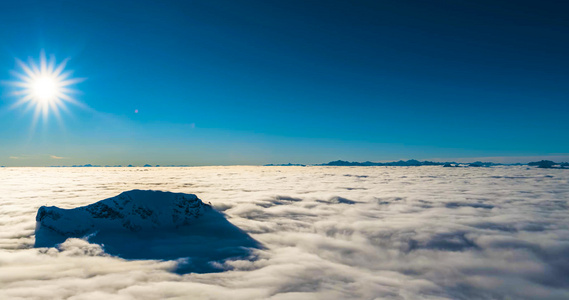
xmin=8 ymin=50 xmax=84 ymax=125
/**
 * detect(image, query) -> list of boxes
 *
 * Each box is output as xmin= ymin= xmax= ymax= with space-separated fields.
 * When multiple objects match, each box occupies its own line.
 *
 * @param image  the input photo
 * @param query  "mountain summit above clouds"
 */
xmin=35 ymin=190 xmax=261 ymax=273
xmin=36 ymin=190 xmax=209 ymax=235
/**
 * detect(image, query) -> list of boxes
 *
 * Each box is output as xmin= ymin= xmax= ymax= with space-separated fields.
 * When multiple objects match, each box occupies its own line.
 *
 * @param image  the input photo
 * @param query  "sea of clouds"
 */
xmin=1 ymin=166 xmax=568 ymax=299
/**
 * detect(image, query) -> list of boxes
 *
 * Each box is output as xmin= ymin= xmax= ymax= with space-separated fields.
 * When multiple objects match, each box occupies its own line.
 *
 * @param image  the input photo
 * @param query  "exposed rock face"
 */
xmin=35 ymin=190 xmax=261 ymax=273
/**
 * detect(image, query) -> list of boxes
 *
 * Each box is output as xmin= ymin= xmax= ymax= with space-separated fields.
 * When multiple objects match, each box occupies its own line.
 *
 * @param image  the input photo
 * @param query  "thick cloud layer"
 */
xmin=1 ymin=166 xmax=568 ymax=299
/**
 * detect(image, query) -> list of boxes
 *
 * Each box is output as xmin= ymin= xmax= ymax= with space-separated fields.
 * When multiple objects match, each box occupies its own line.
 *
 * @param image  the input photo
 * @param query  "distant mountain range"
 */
xmin=26 ymin=160 xmax=566 ymax=169
xmin=321 ymin=159 xmax=453 ymax=167
xmin=319 ymin=159 xmax=568 ymax=168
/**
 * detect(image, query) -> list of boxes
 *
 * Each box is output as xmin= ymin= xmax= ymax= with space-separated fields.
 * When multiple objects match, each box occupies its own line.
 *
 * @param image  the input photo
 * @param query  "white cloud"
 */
xmin=9 ymin=156 xmax=25 ymax=160
xmin=7 ymin=154 xmax=67 ymax=162
xmin=1 ymin=166 xmax=569 ymax=299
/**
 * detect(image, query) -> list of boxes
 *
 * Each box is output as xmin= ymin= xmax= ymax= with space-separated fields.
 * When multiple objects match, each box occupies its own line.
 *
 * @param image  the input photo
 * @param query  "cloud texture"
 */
xmin=1 ymin=166 xmax=568 ymax=299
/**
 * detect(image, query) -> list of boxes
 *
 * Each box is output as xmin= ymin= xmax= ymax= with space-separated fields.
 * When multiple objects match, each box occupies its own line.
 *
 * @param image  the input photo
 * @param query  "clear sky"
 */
xmin=0 ymin=0 xmax=568 ymax=166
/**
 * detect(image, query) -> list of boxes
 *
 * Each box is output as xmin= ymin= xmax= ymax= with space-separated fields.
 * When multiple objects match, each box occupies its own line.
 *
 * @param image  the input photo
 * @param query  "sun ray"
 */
xmin=29 ymin=58 xmax=40 ymax=75
xmin=16 ymin=59 xmax=35 ymax=79
xmin=6 ymin=51 xmax=84 ymax=127
xmin=52 ymin=59 xmax=70 ymax=78
xmin=47 ymin=54 xmax=56 ymax=74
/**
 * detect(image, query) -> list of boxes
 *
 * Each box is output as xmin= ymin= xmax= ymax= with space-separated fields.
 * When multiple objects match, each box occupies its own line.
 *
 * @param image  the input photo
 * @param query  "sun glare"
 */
xmin=8 ymin=50 xmax=84 ymax=124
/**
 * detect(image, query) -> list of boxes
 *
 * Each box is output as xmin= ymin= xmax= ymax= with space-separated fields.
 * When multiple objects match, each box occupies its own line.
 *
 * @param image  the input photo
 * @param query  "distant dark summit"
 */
xmin=264 ymin=163 xmax=306 ymax=166
xmin=468 ymin=161 xmax=495 ymax=167
xmin=528 ymin=160 xmax=568 ymax=169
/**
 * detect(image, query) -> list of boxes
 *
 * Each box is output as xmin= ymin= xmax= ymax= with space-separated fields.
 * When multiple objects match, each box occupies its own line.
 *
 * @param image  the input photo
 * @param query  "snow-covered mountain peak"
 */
xmin=36 ymin=190 xmax=211 ymax=236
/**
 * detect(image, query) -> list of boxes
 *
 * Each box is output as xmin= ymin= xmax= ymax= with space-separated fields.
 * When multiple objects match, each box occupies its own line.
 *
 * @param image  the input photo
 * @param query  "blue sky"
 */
xmin=0 ymin=0 xmax=568 ymax=166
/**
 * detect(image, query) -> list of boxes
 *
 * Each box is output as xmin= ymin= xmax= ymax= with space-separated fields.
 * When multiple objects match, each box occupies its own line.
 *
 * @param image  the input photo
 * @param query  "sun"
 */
xmin=8 ymin=50 xmax=84 ymax=123
xmin=32 ymin=76 xmax=58 ymax=101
